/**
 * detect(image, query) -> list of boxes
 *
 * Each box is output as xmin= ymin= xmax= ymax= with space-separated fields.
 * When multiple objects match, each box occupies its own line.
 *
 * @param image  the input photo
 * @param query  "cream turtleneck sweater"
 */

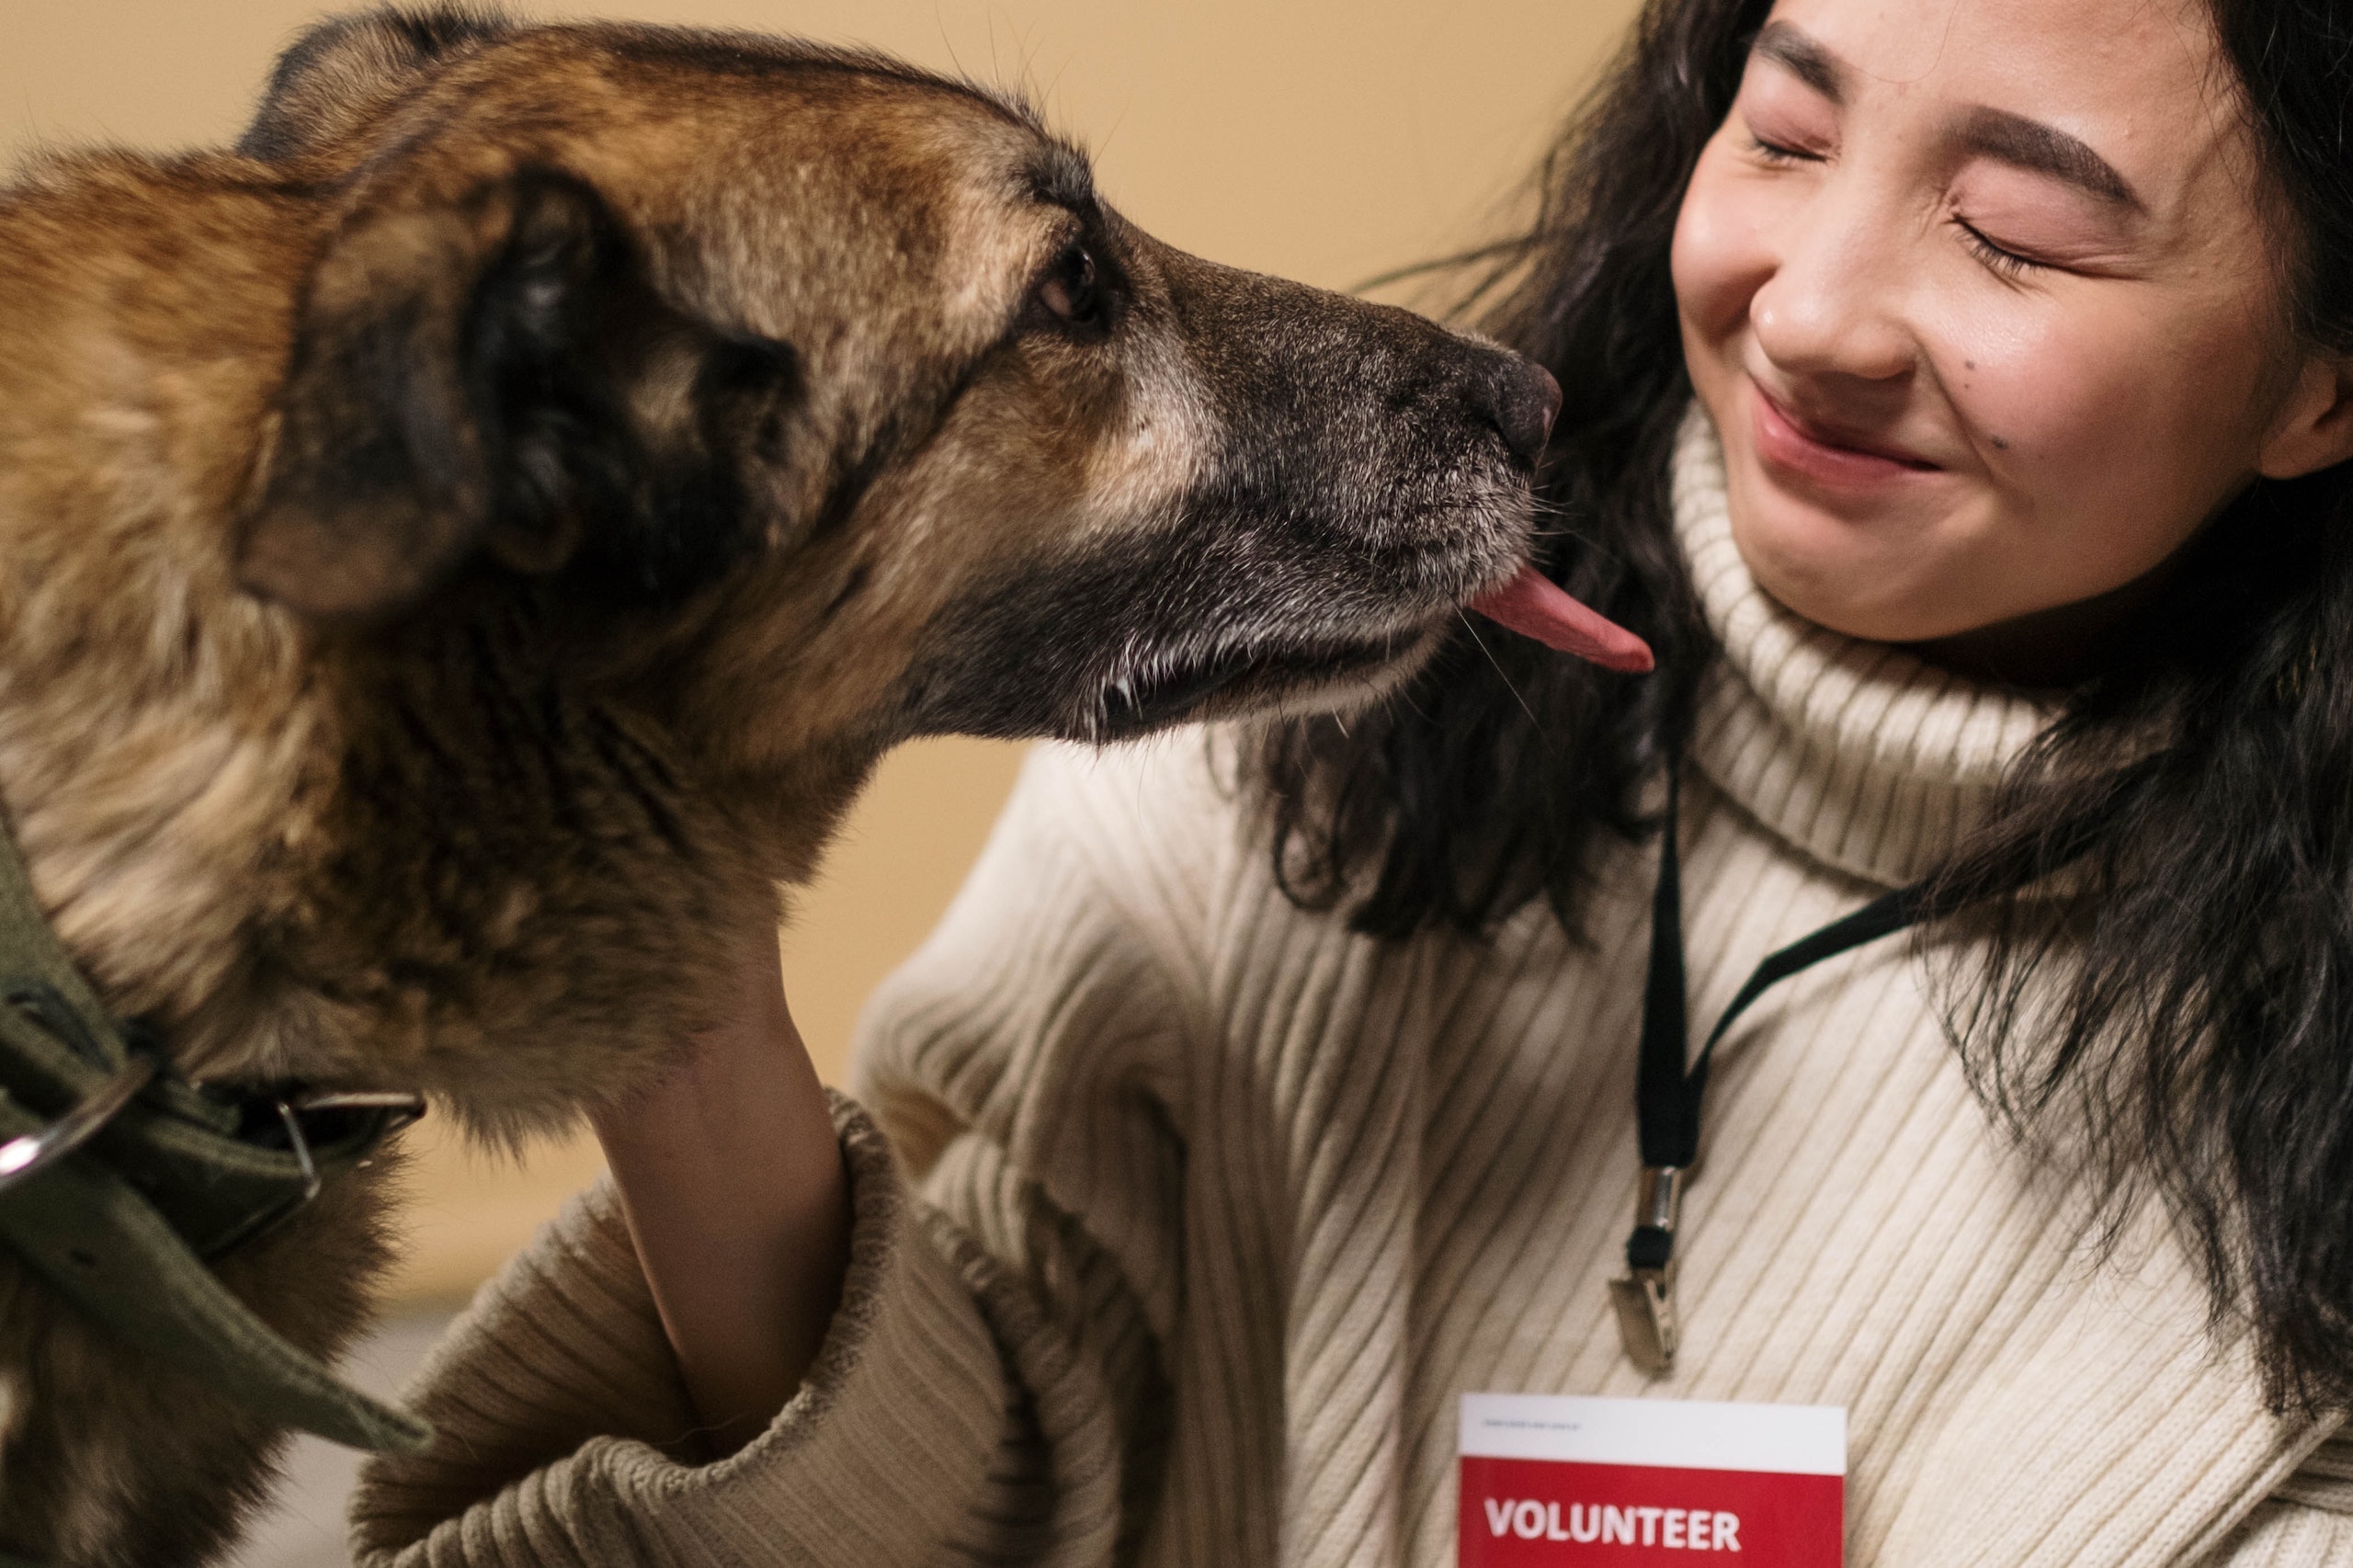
xmin=350 ymin=415 xmax=2353 ymax=1567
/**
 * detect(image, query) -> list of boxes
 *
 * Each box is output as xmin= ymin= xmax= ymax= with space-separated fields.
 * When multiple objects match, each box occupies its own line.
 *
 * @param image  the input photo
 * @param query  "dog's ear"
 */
xmin=241 ymin=166 xmax=625 ymax=624
xmin=237 ymin=6 xmax=510 ymax=163
xmin=242 ymin=164 xmax=801 ymax=626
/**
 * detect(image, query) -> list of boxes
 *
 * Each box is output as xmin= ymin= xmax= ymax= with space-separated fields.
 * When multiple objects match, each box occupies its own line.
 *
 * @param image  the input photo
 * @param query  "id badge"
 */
xmin=1459 ymin=1393 xmax=1844 ymax=1564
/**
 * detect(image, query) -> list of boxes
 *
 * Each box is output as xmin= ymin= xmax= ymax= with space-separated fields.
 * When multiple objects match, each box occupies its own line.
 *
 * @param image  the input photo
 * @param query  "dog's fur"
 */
xmin=0 ymin=10 xmax=1559 ymax=1562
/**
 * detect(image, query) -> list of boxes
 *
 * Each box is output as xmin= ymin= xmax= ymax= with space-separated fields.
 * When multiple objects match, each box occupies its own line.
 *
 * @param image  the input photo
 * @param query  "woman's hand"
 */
xmin=591 ymin=927 xmax=850 ymax=1459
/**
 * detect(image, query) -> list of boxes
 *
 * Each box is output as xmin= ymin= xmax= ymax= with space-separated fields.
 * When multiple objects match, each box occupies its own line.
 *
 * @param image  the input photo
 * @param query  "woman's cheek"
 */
xmin=1920 ymin=277 xmax=2117 ymax=505
xmin=1671 ymin=142 xmax=1777 ymax=346
xmin=1928 ymin=305 xmax=2065 ymax=466
xmin=1941 ymin=317 xmax=2213 ymax=597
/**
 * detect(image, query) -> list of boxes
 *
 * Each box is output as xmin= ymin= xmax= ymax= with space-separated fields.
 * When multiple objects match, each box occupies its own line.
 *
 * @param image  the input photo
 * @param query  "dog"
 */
xmin=0 ymin=8 xmax=1642 ymax=1563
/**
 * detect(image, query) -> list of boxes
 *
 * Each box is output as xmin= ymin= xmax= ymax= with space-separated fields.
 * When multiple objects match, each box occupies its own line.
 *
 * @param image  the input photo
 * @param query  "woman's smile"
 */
xmin=1747 ymin=378 xmax=1942 ymax=494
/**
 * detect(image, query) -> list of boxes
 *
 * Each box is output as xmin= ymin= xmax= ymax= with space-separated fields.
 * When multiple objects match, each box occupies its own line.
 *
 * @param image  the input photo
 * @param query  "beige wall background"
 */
xmin=0 ymin=0 xmax=1640 ymax=1303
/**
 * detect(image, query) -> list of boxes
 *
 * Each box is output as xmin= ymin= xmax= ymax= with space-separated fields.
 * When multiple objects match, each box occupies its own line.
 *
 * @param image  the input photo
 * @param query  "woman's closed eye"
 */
xmin=1946 ymin=170 xmax=2142 ymax=279
xmin=1734 ymin=52 xmax=1840 ymax=167
xmin=1738 ymin=94 xmax=1836 ymax=167
xmin=1953 ymin=217 xmax=2048 ymax=278
xmin=1748 ymin=132 xmax=1824 ymax=166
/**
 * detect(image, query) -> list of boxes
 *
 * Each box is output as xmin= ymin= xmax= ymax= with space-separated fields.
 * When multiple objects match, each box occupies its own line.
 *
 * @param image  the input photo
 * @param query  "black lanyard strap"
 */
xmin=1613 ymin=760 xmax=1932 ymax=1374
xmin=1636 ymin=764 xmax=1928 ymax=1172
xmin=1608 ymin=745 xmax=2120 ymax=1375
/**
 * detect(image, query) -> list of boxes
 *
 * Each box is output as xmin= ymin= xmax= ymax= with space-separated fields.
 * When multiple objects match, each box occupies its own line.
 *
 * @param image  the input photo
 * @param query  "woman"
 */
xmin=352 ymin=0 xmax=2353 ymax=1561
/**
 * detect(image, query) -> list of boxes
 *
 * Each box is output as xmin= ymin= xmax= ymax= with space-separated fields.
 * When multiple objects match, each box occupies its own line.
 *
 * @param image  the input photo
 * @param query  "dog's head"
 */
xmin=237 ymin=9 xmax=1586 ymax=804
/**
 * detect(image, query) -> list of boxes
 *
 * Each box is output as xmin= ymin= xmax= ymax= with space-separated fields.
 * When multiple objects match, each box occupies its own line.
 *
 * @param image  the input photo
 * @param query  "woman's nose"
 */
xmin=1747 ymin=191 xmax=1916 ymax=385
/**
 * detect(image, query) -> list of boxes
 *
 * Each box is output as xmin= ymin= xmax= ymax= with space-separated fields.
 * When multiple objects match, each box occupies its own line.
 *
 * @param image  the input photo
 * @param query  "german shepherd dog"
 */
xmin=0 ymin=8 xmax=1642 ymax=1563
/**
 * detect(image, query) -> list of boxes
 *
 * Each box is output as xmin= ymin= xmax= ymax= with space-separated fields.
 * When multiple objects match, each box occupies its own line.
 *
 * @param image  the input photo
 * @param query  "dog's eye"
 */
xmin=1035 ymin=242 xmax=1104 ymax=331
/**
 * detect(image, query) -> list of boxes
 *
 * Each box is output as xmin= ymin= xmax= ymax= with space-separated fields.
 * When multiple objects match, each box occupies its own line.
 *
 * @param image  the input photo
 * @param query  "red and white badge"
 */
xmin=1460 ymin=1393 xmax=1845 ymax=1565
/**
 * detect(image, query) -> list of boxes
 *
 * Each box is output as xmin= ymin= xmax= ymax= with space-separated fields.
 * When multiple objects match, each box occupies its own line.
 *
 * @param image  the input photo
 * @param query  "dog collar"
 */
xmin=0 ymin=812 xmax=431 ymax=1460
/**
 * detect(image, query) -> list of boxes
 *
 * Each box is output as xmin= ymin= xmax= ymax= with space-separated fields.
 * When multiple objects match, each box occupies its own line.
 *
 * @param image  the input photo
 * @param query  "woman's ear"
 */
xmin=2257 ymin=353 xmax=2353 ymax=481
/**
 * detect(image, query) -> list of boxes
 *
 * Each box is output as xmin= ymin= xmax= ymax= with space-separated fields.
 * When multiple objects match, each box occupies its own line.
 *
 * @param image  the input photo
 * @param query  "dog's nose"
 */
xmin=1488 ymin=359 xmax=1562 ymax=467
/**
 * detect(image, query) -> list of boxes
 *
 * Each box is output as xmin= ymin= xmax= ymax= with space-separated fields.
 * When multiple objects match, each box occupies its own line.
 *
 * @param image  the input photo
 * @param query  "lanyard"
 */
xmin=1611 ymin=760 xmax=1931 ymax=1375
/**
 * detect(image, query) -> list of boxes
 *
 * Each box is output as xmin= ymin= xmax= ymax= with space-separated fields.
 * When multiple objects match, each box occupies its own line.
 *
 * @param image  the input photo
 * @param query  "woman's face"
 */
xmin=1671 ymin=0 xmax=2353 ymax=665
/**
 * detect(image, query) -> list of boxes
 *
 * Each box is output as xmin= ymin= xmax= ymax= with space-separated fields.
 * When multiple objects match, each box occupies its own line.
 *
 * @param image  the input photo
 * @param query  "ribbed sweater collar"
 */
xmin=1673 ymin=407 xmax=2056 ymax=889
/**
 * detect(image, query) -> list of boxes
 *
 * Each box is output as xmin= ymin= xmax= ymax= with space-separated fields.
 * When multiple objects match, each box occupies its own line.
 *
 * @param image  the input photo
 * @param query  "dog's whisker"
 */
xmin=1459 ymin=608 xmax=1542 ymax=732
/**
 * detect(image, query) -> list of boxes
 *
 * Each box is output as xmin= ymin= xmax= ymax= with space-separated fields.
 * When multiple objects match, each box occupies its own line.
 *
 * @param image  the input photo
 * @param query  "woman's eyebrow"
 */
xmin=1750 ymin=24 xmax=2143 ymax=215
xmin=1952 ymin=106 xmax=2143 ymax=211
xmin=1751 ymin=21 xmax=1846 ymax=103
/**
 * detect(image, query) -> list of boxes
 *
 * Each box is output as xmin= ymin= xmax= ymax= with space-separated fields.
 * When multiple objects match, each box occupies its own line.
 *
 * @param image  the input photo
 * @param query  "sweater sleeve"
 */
xmin=347 ymin=738 xmax=1227 ymax=1567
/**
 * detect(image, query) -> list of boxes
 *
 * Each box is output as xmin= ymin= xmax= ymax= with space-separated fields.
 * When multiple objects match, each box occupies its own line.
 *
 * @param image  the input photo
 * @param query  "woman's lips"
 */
xmin=1750 ymin=382 xmax=1939 ymax=490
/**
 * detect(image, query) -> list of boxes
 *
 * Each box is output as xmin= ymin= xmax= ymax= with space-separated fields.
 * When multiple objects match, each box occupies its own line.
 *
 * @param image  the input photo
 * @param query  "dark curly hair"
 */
xmin=1256 ymin=0 xmax=2353 ymax=1413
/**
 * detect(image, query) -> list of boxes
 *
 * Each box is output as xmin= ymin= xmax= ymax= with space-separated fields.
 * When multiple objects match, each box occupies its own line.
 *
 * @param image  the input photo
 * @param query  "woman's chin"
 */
xmin=1724 ymin=514 xmax=1976 ymax=646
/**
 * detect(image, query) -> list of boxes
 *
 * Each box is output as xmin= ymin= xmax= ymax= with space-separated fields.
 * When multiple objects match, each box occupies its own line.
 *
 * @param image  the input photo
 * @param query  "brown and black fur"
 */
xmin=0 ymin=10 xmax=1561 ymax=1563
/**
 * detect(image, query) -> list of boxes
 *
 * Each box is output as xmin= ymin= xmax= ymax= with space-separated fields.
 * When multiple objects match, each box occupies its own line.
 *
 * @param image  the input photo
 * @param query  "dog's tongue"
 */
xmin=1470 ymin=566 xmax=1654 ymax=673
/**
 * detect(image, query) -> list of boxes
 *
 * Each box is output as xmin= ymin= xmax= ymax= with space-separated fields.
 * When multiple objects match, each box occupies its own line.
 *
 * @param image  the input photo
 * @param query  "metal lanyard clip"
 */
xmin=1608 ymin=1164 xmax=1683 ymax=1376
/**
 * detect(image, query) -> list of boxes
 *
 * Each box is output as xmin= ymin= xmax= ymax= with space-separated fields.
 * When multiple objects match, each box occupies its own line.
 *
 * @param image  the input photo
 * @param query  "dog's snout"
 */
xmin=1487 ymin=359 xmax=1562 ymax=467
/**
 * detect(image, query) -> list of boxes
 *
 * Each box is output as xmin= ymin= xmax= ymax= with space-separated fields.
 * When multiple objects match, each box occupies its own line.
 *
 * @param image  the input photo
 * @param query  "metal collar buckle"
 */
xmin=0 ymin=1051 xmax=158 ymax=1195
xmin=1608 ymin=1165 xmax=1683 ymax=1376
xmin=271 ymin=1090 xmax=427 ymax=1201
xmin=0 ymin=1062 xmax=426 ymax=1218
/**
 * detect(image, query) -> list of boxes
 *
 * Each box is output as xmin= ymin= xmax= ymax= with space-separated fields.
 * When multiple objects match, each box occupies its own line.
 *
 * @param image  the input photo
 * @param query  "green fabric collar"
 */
xmin=0 ymin=813 xmax=431 ymax=1464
